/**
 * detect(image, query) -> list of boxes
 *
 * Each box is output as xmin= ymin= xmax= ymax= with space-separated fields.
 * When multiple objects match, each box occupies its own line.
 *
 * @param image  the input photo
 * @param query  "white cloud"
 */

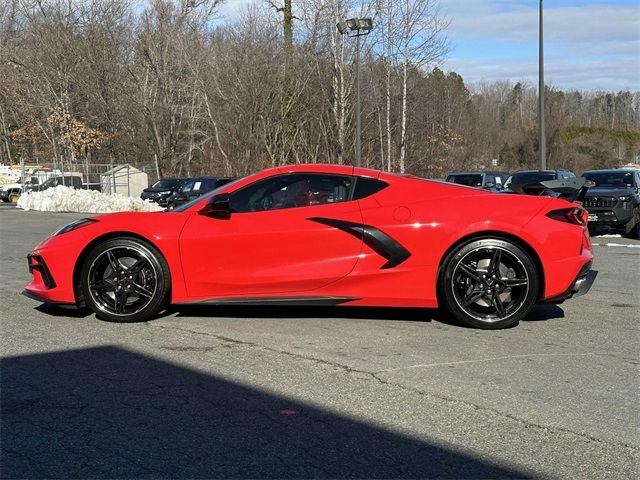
xmin=440 ymin=0 xmax=640 ymax=90
xmin=447 ymin=3 xmax=639 ymax=48
xmin=444 ymin=54 xmax=639 ymax=91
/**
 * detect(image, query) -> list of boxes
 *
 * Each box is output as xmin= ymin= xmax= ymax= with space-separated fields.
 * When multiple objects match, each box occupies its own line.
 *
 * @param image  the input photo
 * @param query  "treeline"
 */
xmin=1 ymin=0 xmax=638 ymax=179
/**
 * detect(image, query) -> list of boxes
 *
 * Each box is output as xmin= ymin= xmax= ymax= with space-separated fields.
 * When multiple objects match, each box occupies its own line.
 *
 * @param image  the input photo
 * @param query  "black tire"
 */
xmin=80 ymin=237 xmax=170 ymax=323
xmin=626 ymin=209 xmax=640 ymax=240
xmin=440 ymin=238 xmax=539 ymax=329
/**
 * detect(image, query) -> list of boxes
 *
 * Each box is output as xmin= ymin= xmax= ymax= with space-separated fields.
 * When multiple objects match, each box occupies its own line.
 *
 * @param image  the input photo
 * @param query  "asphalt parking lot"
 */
xmin=1 ymin=206 xmax=638 ymax=479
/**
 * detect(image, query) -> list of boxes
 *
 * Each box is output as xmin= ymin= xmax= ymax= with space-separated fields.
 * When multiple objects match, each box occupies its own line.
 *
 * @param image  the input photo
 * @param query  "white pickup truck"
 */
xmin=0 ymin=183 xmax=22 ymax=203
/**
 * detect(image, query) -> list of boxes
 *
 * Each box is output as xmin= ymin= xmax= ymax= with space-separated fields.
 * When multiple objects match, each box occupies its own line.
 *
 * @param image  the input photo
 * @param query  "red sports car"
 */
xmin=24 ymin=164 xmax=596 ymax=329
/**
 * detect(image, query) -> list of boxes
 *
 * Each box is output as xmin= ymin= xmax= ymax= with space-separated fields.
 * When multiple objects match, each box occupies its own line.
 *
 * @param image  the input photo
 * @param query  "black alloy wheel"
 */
xmin=81 ymin=238 xmax=170 ymax=322
xmin=629 ymin=209 xmax=640 ymax=239
xmin=440 ymin=238 xmax=539 ymax=329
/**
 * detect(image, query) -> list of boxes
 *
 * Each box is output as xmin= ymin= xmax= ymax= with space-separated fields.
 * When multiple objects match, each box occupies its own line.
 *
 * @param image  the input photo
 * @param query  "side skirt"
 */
xmin=177 ymin=296 xmax=359 ymax=307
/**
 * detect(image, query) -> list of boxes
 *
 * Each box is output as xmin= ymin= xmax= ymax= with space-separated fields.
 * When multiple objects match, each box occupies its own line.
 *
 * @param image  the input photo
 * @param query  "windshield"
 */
xmin=504 ymin=172 xmax=555 ymax=188
xmin=152 ymin=179 xmax=179 ymax=189
xmin=446 ymin=174 xmax=483 ymax=187
xmin=584 ymin=171 xmax=634 ymax=188
xmin=178 ymin=179 xmax=217 ymax=194
xmin=173 ymin=176 xmax=246 ymax=212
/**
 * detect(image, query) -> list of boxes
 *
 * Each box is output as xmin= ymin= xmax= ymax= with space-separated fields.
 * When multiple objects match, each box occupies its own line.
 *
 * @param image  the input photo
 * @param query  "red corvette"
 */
xmin=24 ymin=164 xmax=596 ymax=329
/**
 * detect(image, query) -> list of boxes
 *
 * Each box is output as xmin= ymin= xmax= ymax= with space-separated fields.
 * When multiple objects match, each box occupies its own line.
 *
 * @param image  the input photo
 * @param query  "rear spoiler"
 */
xmin=540 ymin=177 xmax=595 ymax=203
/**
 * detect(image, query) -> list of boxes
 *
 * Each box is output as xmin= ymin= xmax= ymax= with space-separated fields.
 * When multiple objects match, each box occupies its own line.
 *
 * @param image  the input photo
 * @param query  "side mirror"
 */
xmin=199 ymin=193 xmax=231 ymax=219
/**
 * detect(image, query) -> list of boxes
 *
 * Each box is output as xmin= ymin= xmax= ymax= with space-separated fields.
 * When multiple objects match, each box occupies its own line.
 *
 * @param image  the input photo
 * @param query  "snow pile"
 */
xmin=17 ymin=185 xmax=164 ymax=213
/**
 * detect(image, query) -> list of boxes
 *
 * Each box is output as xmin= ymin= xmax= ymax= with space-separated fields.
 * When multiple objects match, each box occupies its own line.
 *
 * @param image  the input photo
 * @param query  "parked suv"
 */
xmin=445 ymin=171 xmax=509 ymax=191
xmin=140 ymin=178 xmax=186 ymax=207
xmin=503 ymin=169 xmax=576 ymax=195
xmin=25 ymin=175 xmax=83 ymax=192
xmin=165 ymin=177 xmax=233 ymax=210
xmin=582 ymin=168 xmax=640 ymax=238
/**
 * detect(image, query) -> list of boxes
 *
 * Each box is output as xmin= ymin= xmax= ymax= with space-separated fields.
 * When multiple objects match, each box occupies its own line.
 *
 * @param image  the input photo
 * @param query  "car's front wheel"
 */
xmin=628 ymin=208 xmax=640 ymax=239
xmin=440 ymin=238 xmax=539 ymax=329
xmin=80 ymin=238 xmax=170 ymax=322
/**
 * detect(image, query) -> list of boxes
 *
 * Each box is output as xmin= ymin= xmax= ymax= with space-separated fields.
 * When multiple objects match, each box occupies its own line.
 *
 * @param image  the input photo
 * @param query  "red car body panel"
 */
xmin=25 ymin=164 xmax=593 ymax=310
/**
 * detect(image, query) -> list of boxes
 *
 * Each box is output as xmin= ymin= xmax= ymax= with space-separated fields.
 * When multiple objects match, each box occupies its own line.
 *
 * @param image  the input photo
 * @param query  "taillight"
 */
xmin=546 ymin=207 xmax=587 ymax=227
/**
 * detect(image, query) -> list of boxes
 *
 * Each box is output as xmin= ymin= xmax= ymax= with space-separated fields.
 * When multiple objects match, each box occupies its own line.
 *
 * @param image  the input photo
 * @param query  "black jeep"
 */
xmin=165 ymin=177 xmax=233 ymax=210
xmin=141 ymin=178 xmax=187 ymax=207
xmin=582 ymin=168 xmax=640 ymax=238
xmin=445 ymin=171 xmax=509 ymax=191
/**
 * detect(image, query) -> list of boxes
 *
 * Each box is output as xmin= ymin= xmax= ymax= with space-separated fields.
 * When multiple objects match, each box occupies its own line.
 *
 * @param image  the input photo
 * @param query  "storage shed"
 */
xmin=100 ymin=164 xmax=148 ymax=197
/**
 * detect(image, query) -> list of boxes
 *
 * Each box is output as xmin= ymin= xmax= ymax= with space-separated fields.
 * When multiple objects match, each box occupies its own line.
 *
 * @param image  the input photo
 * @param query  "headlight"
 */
xmin=618 ymin=196 xmax=631 ymax=202
xmin=51 ymin=218 xmax=98 ymax=236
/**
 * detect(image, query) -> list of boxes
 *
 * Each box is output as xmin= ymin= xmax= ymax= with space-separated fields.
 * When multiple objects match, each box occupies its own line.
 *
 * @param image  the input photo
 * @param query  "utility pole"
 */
xmin=355 ymin=32 xmax=361 ymax=167
xmin=538 ymin=0 xmax=546 ymax=170
xmin=337 ymin=18 xmax=373 ymax=168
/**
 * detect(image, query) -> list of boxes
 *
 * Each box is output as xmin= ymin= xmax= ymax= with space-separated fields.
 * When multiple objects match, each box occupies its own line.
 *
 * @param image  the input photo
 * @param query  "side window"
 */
xmin=230 ymin=174 xmax=353 ymax=213
xmin=353 ymin=177 xmax=388 ymax=199
xmin=484 ymin=174 xmax=495 ymax=186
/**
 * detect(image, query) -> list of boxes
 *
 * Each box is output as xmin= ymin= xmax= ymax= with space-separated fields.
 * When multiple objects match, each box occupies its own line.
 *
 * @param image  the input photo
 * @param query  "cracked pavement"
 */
xmin=1 ymin=207 xmax=638 ymax=479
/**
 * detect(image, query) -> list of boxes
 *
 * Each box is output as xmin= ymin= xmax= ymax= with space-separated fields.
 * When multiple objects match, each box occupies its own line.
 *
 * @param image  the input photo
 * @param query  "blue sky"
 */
xmin=216 ymin=0 xmax=638 ymax=91
xmin=440 ymin=0 xmax=639 ymax=91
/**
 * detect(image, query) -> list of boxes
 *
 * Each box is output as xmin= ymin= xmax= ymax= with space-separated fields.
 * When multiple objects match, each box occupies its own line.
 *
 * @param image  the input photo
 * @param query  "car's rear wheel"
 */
xmin=627 ymin=208 xmax=640 ymax=239
xmin=80 ymin=238 xmax=170 ymax=323
xmin=440 ymin=238 xmax=539 ymax=329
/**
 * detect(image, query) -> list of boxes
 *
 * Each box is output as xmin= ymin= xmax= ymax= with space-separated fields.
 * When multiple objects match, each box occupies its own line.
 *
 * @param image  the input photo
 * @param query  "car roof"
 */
xmin=510 ymin=169 xmax=570 ymax=174
xmin=447 ymin=171 xmax=508 ymax=175
xmin=583 ymin=168 xmax=639 ymax=173
xmin=187 ymin=176 xmax=229 ymax=180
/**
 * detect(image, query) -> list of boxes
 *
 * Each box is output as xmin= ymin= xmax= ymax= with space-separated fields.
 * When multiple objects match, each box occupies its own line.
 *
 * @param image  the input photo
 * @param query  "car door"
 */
xmin=179 ymin=172 xmax=364 ymax=298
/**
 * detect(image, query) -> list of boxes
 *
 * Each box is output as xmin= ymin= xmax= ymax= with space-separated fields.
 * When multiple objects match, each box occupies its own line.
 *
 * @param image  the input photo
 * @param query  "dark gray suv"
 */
xmin=582 ymin=169 xmax=640 ymax=238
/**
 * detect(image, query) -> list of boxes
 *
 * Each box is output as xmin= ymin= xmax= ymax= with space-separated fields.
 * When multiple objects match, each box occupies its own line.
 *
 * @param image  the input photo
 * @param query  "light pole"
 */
xmin=538 ymin=0 xmax=546 ymax=170
xmin=336 ymin=18 xmax=373 ymax=167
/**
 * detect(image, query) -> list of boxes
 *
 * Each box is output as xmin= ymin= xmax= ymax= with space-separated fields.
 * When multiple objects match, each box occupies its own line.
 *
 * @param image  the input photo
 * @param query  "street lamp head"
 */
xmin=357 ymin=18 xmax=373 ymax=31
xmin=336 ymin=17 xmax=374 ymax=36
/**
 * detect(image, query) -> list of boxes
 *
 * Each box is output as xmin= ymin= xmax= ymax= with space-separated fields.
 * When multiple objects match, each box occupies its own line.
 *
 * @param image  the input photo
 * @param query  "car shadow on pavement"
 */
xmin=35 ymin=303 xmax=93 ymax=319
xmin=171 ymin=303 xmax=564 ymax=328
xmin=432 ymin=303 xmax=565 ymax=329
xmin=523 ymin=304 xmax=565 ymax=322
xmin=172 ymin=304 xmax=435 ymax=322
xmin=1 ymin=347 xmax=533 ymax=479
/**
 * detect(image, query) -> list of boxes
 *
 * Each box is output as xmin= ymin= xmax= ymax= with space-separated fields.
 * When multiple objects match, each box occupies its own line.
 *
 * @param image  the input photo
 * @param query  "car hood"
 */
xmin=584 ymin=187 xmax=634 ymax=197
